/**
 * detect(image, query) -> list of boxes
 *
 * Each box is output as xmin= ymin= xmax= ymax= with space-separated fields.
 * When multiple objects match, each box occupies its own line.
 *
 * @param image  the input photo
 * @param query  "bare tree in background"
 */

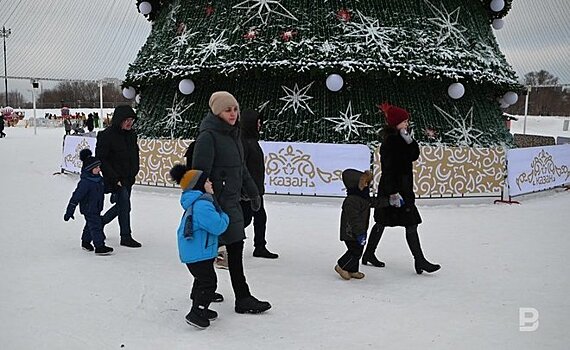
xmin=506 ymin=70 xmax=570 ymax=116
xmin=36 ymin=81 xmax=130 ymax=108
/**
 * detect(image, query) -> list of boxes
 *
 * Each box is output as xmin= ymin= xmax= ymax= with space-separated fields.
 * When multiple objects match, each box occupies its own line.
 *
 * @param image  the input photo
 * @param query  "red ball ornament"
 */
xmin=244 ymin=29 xmax=257 ymax=40
xmin=280 ymin=29 xmax=297 ymax=42
xmin=337 ymin=8 xmax=351 ymax=22
xmin=205 ymin=5 xmax=215 ymax=16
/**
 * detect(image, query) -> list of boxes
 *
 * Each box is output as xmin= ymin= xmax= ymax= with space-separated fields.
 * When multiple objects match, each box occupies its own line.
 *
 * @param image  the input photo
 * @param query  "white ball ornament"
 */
xmin=448 ymin=82 xmax=465 ymax=99
xmin=138 ymin=2 xmax=152 ymax=15
xmin=490 ymin=0 xmax=505 ymax=12
xmin=135 ymin=94 xmax=141 ymax=104
xmin=178 ymin=79 xmax=195 ymax=95
xmin=492 ymin=18 xmax=504 ymax=30
xmin=122 ymin=86 xmax=136 ymax=99
xmin=503 ymin=91 xmax=518 ymax=105
xmin=325 ymin=74 xmax=344 ymax=92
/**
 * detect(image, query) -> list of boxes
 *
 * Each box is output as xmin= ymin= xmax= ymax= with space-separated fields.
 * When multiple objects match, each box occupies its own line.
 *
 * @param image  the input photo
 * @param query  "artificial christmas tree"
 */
xmin=125 ymin=0 xmax=519 ymax=147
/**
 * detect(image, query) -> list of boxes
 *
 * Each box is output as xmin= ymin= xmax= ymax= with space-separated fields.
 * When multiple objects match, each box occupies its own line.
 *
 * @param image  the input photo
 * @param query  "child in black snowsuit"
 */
xmin=64 ymin=149 xmax=113 ymax=255
xmin=334 ymin=169 xmax=374 ymax=280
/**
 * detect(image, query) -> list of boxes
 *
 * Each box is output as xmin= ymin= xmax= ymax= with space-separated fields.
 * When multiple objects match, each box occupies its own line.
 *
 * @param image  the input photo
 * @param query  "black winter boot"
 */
xmin=362 ymin=224 xmax=385 ymax=267
xmin=253 ymin=247 xmax=279 ymax=259
xmin=185 ymin=306 xmax=210 ymax=329
xmin=211 ymin=292 xmax=224 ymax=303
xmin=120 ymin=236 xmax=142 ymax=248
xmin=235 ymin=296 xmax=271 ymax=314
xmin=81 ymin=241 xmax=94 ymax=252
xmin=94 ymin=245 xmax=114 ymax=255
xmin=405 ymin=226 xmax=440 ymax=274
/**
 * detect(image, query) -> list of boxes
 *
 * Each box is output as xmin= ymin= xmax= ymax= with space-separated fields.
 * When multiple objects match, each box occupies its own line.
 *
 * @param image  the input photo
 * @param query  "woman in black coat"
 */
xmin=363 ymin=104 xmax=440 ymax=274
xmin=192 ymin=91 xmax=271 ymax=314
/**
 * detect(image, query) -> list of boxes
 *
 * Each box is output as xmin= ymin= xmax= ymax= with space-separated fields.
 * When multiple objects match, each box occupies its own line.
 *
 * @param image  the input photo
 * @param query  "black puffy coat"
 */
xmin=95 ymin=109 xmax=140 ymax=192
xmin=374 ymin=128 xmax=422 ymax=227
xmin=191 ymin=112 xmax=259 ymax=245
xmin=340 ymin=169 xmax=373 ymax=241
xmin=67 ymin=171 xmax=105 ymax=215
xmin=240 ymin=110 xmax=265 ymax=195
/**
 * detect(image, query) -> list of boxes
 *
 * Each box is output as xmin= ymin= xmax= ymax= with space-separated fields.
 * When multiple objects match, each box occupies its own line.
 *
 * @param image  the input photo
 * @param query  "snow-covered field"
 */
xmin=0 ymin=126 xmax=568 ymax=349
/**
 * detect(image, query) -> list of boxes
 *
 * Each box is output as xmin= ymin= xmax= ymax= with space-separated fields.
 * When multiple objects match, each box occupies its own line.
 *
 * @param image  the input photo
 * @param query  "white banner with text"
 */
xmin=506 ymin=144 xmax=570 ymax=196
xmin=260 ymin=141 xmax=371 ymax=197
xmin=61 ymin=135 xmax=97 ymax=174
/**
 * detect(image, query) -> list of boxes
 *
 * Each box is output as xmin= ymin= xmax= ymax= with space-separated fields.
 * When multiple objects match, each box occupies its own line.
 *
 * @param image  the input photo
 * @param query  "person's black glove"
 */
xmin=250 ymin=195 xmax=262 ymax=212
xmin=64 ymin=204 xmax=76 ymax=221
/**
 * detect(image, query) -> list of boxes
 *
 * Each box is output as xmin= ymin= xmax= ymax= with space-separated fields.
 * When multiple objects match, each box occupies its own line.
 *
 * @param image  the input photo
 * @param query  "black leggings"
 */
xmin=225 ymin=240 xmax=252 ymax=300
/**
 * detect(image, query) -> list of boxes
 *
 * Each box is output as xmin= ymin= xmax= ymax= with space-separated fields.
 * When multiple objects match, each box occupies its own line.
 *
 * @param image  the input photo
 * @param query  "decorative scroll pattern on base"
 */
xmin=136 ymin=139 xmax=192 ymax=186
xmin=372 ymin=146 xmax=506 ymax=197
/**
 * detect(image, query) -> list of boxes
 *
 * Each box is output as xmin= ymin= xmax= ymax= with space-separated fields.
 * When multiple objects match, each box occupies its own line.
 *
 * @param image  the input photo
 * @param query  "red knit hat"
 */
xmin=380 ymin=103 xmax=409 ymax=127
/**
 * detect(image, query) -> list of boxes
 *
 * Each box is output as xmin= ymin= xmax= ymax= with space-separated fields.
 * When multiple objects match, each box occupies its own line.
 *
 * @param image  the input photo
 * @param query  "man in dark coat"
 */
xmin=362 ymin=103 xmax=440 ymax=274
xmin=192 ymin=91 xmax=271 ymax=314
xmin=239 ymin=109 xmax=278 ymax=259
xmin=0 ymin=116 xmax=6 ymax=138
xmin=96 ymin=105 xmax=142 ymax=248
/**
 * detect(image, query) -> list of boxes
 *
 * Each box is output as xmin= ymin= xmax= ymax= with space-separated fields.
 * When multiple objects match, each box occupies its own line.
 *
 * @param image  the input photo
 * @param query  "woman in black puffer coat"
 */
xmin=191 ymin=91 xmax=271 ymax=314
xmin=363 ymin=103 xmax=440 ymax=274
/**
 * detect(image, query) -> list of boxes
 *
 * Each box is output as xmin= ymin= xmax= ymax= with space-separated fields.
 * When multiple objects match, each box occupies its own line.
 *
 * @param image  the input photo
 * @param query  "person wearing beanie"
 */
xmin=191 ymin=91 xmax=271 ymax=314
xmin=169 ymin=164 xmax=229 ymax=329
xmin=363 ymin=103 xmax=440 ymax=274
xmin=239 ymin=109 xmax=278 ymax=259
xmin=334 ymin=168 xmax=374 ymax=280
xmin=96 ymin=104 xmax=142 ymax=248
xmin=63 ymin=149 xmax=113 ymax=255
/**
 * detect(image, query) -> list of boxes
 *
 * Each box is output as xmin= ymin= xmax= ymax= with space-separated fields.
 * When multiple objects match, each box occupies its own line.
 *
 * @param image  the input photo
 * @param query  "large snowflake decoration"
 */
xmin=278 ymin=82 xmax=315 ymax=115
xmin=171 ymin=29 xmax=197 ymax=57
xmin=343 ymin=10 xmax=395 ymax=52
xmin=162 ymin=93 xmax=194 ymax=139
xmin=325 ymin=102 xmax=372 ymax=141
xmin=433 ymin=104 xmax=483 ymax=147
xmin=233 ymin=0 xmax=298 ymax=26
xmin=195 ymin=31 xmax=231 ymax=64
xmin=319 ymin=40 xmax=338 ymax=57
xmin=424 ymin=0 xmax=467 ymax=47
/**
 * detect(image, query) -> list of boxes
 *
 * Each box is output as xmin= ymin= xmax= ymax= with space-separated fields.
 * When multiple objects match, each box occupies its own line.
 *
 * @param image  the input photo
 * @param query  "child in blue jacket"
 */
xmin=64 ymin=149 xmax=113 ymax=255
xmin=169 ymin=164 xmax=229 ymax=330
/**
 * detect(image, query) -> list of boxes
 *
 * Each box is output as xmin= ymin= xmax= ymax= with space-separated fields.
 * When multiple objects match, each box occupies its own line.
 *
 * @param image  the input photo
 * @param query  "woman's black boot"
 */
xmin=362 ymin=224 xmax=385 ymax=268
xmin=405 ymin=225 xmax=440 ymax=274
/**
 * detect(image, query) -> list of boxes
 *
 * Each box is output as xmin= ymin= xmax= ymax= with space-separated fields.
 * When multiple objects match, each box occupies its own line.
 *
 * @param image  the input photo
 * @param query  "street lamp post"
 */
xmin=1 ymin=26 xmax=11 ymax=107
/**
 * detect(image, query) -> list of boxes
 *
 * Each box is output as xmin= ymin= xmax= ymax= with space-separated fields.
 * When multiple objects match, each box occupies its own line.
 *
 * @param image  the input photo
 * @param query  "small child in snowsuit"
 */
xmin=64 ymin=149 xmax=113 ymax=255
xmin=169 ymin=164 xmax=230 ymax=330
xmin=334 ymin=168 xmax=374 ymax=280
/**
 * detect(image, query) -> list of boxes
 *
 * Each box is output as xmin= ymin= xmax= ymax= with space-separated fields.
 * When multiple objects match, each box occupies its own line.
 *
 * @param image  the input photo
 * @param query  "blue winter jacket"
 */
xmin=67 ymin=171 xmax=105 ymax=215
xmin=177 ymin=190 xmax=230 ymax=264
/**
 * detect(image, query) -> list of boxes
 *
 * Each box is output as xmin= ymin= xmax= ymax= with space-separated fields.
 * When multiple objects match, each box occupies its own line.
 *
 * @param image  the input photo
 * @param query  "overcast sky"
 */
xmin=1 ymin=0 xmax=568 ymax=102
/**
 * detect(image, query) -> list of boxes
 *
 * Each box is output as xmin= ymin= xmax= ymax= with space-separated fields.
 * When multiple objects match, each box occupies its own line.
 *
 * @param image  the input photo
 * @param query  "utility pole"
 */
xmin=1 ymin=26 xmax=11 ymax=107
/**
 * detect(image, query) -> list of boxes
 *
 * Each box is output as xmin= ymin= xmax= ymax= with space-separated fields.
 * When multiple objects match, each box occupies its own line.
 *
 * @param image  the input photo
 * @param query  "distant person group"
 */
xmin=63 ymin=93 xmax=439 ymax=331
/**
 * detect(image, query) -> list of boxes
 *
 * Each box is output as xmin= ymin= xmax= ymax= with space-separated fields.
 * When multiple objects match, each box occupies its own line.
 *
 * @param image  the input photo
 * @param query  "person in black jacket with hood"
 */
xmin=362 ymin=103 xmax=440 ymax=274
xmin=192 ymin=91 xmax=271 ymax=314
xmin=335 ymin=168 xmax=374 ymax=280
xmin=96 ymin=105 xmax=142 ymax=248
xmin=239 ymin=109 xmax=278 ymax=259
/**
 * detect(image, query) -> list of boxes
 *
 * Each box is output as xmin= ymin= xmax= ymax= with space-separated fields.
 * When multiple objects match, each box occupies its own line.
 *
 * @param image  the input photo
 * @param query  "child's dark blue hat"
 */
xmin=79 ymin=149 xmax=101 ymax=172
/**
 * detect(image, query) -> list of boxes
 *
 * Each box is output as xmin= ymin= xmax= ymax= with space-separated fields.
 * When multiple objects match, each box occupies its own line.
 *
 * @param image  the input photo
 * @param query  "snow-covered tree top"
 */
xmin=126 ymin=0 xmax=517 ymax=87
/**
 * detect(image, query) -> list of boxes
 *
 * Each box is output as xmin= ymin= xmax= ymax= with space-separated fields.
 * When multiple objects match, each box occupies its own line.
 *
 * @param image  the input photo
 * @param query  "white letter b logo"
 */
xmin=519 ymin=307 xmax=539 ymax=332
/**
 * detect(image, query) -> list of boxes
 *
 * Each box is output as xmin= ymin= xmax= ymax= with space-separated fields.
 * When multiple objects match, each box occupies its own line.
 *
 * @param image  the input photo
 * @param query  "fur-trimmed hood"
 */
xmin=342 ymin=168 xmax=373 ymax=191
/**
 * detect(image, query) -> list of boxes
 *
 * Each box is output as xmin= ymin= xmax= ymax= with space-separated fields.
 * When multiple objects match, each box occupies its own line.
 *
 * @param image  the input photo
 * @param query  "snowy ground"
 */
xmin=1 ymin=126 xmax=569 ymax=349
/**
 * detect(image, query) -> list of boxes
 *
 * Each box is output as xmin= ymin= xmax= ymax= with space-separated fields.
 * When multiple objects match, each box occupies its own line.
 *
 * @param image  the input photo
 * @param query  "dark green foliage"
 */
xmin=127 ymin=0 xmax=519 ymax=147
